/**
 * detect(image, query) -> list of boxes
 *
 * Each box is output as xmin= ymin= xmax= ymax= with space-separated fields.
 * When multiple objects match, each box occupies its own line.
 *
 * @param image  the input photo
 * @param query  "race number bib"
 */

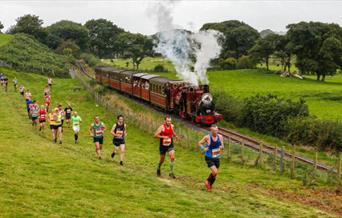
xmin=212 ymin=148 xmax=221 ymax=158
xmin=162 ymin=137 xmax=172 ymax=146
xmin=116 ymin=130 xmax=124 ymax=138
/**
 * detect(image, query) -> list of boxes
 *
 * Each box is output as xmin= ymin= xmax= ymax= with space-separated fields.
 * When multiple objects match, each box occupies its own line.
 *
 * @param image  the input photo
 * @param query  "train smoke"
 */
xmin=149 ymin=1 xmax=222 ymax=86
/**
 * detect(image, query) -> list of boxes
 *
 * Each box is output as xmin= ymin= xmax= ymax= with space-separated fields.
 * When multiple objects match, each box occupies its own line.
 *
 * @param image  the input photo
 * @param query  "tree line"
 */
xmin=1 ymin=15 xmax=342 ymax=80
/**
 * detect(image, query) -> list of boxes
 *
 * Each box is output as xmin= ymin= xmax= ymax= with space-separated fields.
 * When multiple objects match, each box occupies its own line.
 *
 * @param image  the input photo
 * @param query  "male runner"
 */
xmin=26 ymin=98 xmax=33 ymax=119
xmin=48 ymin=110 xmax=57 ymax=143
xmin=54 ymin=107 xmax=63 ymax=144
xmin=44 ymin=94 xmax=51 ymax=112
xmin=13 ymin=77 xmax=18 ymax=92
xmin=3 ymin=77 xmax=8 ymax=92
xmin=64 ymin=104 xmax=73 ymax=128
xmin=89 ymin=116 xmax=106 ymax=160
xmin=30 ymin=101 xmax=40 ymax=128
xmin=154 ymin=115 xmax=179 ymax=179
xmin=110 ymin=115 xmax=127 ymax=166
xmin=38 ymin=105 xmax=47 ymax=132
xmin=25 ymin=89 xmax=32 ymax=101
xmin=197 ymin=124 xmax=224 ymax=191
xmin=19 ymin=85 xmax=25 ymax=96
xmin=48 ymin=77 xmax=53 ymax=88
xmin=71 ymin=111 xmax=82 ymax=144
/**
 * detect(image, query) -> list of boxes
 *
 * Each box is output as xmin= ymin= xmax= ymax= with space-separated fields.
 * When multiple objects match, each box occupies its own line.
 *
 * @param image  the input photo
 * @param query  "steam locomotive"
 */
xmin=95 ymin=66 xmax=223 ymax=125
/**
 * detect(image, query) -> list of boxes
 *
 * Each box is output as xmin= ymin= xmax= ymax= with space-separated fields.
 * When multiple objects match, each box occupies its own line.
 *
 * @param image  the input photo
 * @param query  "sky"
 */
xmin=1 ymin=0 xmax=342 ymax=35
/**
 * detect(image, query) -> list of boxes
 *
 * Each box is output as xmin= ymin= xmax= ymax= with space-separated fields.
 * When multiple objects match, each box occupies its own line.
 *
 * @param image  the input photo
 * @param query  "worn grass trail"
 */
xmin=0 ymin=68 xmax=334 ymax=217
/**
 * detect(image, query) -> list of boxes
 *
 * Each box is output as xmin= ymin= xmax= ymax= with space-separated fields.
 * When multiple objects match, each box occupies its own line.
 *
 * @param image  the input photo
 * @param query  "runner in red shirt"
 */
xmin=154 ymin=115 xmax=179 ymax=179
xmin=44 ymin=94 xmax=51 ymax=112
xmin=39 ymin=105 xmax=47 ymax=132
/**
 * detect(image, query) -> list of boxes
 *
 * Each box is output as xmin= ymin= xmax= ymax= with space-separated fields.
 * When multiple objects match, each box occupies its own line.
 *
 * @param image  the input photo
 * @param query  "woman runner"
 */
xmin=38 ymin=105 xmax=47 ymax=132
xmin=110 ymin=115 xmax=127 ymax=166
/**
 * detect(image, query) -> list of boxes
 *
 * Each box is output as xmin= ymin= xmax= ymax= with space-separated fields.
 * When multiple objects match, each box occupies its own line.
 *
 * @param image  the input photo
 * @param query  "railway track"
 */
xmin=75 ymin=61 xmax=334 ymax=172
xmin=218 ymin=127 xmax=333 ymax=171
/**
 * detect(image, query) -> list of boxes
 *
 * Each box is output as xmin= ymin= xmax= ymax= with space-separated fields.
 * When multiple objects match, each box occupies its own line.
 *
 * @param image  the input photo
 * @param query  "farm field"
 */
xmin=0 ymin=67 xmax=340 ymax=217
xmin=107 ymin=58 xmax=342 ymax=120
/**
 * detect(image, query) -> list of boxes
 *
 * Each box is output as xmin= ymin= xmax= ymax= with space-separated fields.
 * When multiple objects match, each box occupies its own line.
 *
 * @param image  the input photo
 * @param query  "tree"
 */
xmin=0 ymin=21 xmax=4 ymax=33
xmin=118 ymin=32 xmax=153 ymax=70
xmin=9 ymin=14 xmax=46 ymax=41
xmin=287 ymin=22 xmax=342 ymax=81
xmin=201 ymin=20 xmax=260 ymax=59
xmin=56 ymin=39 xmax=80 ymax=57
xmin=85 ymin=19 xmax=124 ymax=58
xmin=45 ymin=20 xmax=89 ymax=50
xmin=273 ymin=35 xmax=293 ymax=72
xmin=249 ymin=33 xmax=279 ymax=71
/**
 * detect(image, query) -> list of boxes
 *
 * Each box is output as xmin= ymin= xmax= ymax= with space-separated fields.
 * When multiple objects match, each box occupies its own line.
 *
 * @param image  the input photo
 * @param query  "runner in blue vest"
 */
xmin=198 ymin=124 xmax=224 ymax=191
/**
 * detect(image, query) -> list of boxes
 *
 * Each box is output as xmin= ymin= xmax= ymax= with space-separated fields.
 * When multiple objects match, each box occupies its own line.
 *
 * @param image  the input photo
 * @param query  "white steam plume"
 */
xmin=149 ymin=1 xmax=223 ymax=86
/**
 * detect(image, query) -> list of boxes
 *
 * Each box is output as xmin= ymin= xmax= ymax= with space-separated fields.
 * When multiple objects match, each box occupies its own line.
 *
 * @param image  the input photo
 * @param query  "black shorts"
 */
xmin=93 ymin=136 xmax=104 ymax=144
xmin=50 ymin=125 xmax=55 ymax=130
xmin=20 ymin=92 xmax=24 ymax=96
xmin=39 ymin=120 xmax=46 ymax=123
xmin=65 ymin=114 xmax=71 ymax=120
xmin=54 ymin=125 xmax=62 ymax=129
xmin=32 ymin=116 xmax=38 ymax=121
xmin=205 ymin=156 xmax=220 ymax=168
xmin=159 ymin=144 xmax=174 ymax=155
xmin=113 ymin=138 xmax=125 ymax=147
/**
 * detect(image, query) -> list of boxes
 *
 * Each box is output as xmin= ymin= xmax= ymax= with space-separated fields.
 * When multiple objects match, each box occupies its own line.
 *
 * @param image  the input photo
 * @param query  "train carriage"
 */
xmin=109 ymin=69 xmax=124 ymax=90
xmin=118 ymin=71 xmax=134 ymax=95
xmin=150 ymin=77 xmax=170 ymax=109
xmin=132 ymin=73 xmax=147 ymax=98
xmin=140 ymin=74 xmax=159 ymax=101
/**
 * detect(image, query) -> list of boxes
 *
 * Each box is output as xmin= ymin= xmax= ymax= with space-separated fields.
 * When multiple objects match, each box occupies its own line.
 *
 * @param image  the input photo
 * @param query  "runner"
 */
xmin=30 ymin=100 xmax=40 ymax=128
xmin=110 ymin=115 xmax=127 ymax=166
xmin=19 ymin=85 xmax=25 ymax=96
xmin=13 ymin=77 xmax=18 ymax=92
xmin=38 ymin=105 xmax=47 ymax=132
xmin=89 ymin=116 xmax=106 ymax=160
xmin=197 ymin=124 xmax=224 ymax=191
xmin=48 ymin=77 xmax=53 ymax=88
xmin=3 ymin=77 xmax=8 ymax=92
xmin=48 ymin=110 xmax=57 ymax=143
xmin=64 ymin=104 xmax=73 ymax=128
xmin=57 ymin=104 xmax=65 ymax=127
xmin=71 ymin=111 xmax=82 ymax=144
xmin=44 ymin=94 xmax=51 ymax=112
xmin=44 ymin=85 xmax=50 ymax=96
xmin=154 ymin=115 xmax=179 ymax=179
xmin=26 ymin=98 xmax=33 ymax=119
xmin=54 ymin=107 xmax=63 ymax=144
xmin=25 ymin=89 xmax=32 ymax=101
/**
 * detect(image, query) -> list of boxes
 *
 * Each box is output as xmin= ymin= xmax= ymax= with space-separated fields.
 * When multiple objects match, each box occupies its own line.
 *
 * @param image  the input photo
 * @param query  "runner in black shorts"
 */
xmin=89 ymin=116 xmax=106 ymax=160
xmin=110 ymin=115 xmax=127 ymax=166
xmin=154 ymin=115 xmax=179 ymax=179
xmin=197 ymin=124 xmax=224 ymax=191
xmin=64 ymin=104 xmax=73 ymax=128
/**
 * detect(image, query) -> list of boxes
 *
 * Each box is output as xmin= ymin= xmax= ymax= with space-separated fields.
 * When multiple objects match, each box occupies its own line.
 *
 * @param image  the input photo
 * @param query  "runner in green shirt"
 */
xmin=71 ymin=111 xmax=82 ymax=144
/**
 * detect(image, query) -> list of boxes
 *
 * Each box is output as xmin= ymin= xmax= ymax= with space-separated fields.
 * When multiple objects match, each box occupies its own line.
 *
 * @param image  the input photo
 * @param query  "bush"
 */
xmin=0 ymin=34 xmax=73 ymax=77
xmin=80 ymin=53 xmax=100 ymax=67
xmin=240 ymin=94 xmax=309 ymax=136
xmin=284 ymin=117 xmax=342 ymax=150
xmin=213 ymin=91 xmax=244 ymax=123
xmin=236 ymin=55 xmax=256 ymax=69
xmin=219 ymin=57 xmax=237 ymax=70
xmin=153 ymin=64 xmax=167 ymax=72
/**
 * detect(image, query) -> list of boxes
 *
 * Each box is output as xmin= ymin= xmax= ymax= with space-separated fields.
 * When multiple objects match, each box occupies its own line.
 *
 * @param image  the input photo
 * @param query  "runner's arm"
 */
xmin=110 ymin=124 xmax=117 ymax=136
xmin=89 ymin=125 xmax=94 ymax=136
xmin=219 ymin=135 xmax=225 ymax=150
xmin=154 ymin=125 xmax=166 ymax=139
xmin=198 ymin=136 xmax=209 ymax=151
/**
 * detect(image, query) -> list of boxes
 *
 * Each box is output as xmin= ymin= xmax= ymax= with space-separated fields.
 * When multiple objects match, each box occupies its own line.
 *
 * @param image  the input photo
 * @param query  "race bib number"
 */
xmin=162 ymin=137 xmax=172 ymax=146
xmin=116 ymin=130 xmax=124 ymax=138
xmin=212 ymin=148 xmax=221 ymax=158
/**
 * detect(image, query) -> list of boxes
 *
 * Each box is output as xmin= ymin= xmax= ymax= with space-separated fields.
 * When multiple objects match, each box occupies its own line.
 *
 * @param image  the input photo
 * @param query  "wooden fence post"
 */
xmin=273 ymin=145 xmax=277 ymax=172
xmin=280 ymin=146 xmax=285 ymax=175
xmin=290 ymin=145 xmax=295 ymax=179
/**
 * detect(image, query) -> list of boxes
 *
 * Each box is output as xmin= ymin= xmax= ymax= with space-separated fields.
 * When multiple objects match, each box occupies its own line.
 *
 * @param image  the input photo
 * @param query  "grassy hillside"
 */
xmin=108 ymin=58 xmax=342 ymax=120
xmin=0 ymin=34 xmax=14 ymax=47
xmin=0 ymin=67 xmax=340 ymax=217
xmin=0 ymin=34 xmax=73 ymax=77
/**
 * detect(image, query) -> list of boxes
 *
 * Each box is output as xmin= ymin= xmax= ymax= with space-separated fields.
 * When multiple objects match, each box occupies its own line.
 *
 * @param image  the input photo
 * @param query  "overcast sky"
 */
xmin=1 ymin=0 xmax=342 ymax=34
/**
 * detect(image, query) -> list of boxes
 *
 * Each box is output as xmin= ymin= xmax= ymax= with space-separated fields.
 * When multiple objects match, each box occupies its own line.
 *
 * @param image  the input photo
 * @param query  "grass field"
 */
xmin=108 ymin=58 xmax=342 ymax=120
xmin=0 ymin=34 xmax=13 ymax=47
xmin=1 ymin=67 xmax=340 ymax=217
